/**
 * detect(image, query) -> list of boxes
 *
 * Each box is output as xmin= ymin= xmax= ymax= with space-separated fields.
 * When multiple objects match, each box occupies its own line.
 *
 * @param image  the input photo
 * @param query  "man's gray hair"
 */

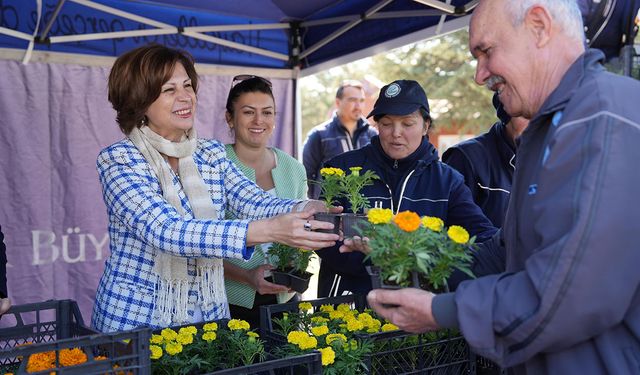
xmin=504 ymin=0 xmax=585 ymax=42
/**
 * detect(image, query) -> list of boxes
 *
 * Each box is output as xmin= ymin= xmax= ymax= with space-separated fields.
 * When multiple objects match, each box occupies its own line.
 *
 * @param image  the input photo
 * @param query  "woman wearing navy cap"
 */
xmin=316 ymin=80 xmax=497 ymax=297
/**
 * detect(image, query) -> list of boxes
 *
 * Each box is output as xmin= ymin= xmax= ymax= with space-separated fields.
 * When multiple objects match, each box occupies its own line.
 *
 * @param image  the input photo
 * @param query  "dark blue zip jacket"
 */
xmin=303 ymin=114 xmax=377 ymax=199
xmin=442 ymin=122 xmax=515 ymax=227
xmin=317 ymin=136 xmax=497 ymax=295
xmin=433 ymin=49 xmax=640 ymax=373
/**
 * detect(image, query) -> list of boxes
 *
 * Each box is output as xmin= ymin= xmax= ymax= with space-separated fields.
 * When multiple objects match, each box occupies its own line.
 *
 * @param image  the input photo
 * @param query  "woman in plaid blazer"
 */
xmin=91 ymin=45 xmax=339 ymax=333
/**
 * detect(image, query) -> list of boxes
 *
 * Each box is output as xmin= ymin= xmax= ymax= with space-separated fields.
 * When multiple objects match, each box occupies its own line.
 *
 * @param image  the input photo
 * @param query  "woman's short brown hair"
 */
xmin=108 ymin=44 xmax=198 ymax=135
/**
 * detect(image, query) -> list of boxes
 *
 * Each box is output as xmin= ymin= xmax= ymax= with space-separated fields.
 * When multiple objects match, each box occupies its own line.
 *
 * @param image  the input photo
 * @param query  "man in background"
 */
xmin=302 ymin=80 xmax=377 ymax=199
xmin=443 ymin=93 xmax=528 ymax=227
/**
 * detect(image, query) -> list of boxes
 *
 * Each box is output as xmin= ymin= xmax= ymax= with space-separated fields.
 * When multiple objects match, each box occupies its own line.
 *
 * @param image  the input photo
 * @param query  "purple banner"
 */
xmin=0 ymin=58 xmax=294 ymax=324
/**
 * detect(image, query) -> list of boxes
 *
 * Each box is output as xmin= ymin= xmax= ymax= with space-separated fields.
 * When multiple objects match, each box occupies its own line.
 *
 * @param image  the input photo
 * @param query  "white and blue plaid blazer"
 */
xmin=91 ymin=138 xmax=298 ymax=333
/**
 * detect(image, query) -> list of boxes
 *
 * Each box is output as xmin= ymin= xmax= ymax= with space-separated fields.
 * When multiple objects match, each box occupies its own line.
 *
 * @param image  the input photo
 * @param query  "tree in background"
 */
xmin=300 ymin=29 xmax=497 ymax=140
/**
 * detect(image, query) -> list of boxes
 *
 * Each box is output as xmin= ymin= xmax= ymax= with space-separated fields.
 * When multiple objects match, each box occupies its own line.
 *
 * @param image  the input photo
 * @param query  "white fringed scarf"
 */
xmin=128 ymin=126 xmax=225 ymax=326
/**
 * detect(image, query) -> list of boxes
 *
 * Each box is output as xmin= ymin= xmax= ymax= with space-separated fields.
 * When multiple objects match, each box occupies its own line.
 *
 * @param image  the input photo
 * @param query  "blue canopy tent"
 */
xmin=0 ymin=0 xmax=478 ymax=70
xmin=0 ymin=0 xmax=484 ymax=152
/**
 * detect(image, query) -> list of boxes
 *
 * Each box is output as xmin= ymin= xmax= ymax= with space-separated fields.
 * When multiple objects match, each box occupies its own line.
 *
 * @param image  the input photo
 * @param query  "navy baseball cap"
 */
xmin=367 ymin=80 xmax=430 ymax=119
xmin=492 ymin=92 xmax=511 ymax=124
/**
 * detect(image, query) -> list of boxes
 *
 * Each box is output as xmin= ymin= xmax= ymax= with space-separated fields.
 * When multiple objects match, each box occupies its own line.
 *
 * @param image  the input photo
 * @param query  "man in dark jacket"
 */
xmin=302 ymin=80 xmax=377 ymax=199
xmin=364 ymin=0 xmax=640 ymax=373
xmin=318 ymin=80 xmax=497 ymax=297
xmin=443 ymin=94 xmax=528 ymax=227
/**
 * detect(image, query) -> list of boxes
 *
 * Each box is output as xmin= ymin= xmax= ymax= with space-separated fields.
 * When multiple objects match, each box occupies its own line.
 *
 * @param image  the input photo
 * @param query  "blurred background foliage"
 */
xmin=299 ymin=29 xmax=496 ymax=139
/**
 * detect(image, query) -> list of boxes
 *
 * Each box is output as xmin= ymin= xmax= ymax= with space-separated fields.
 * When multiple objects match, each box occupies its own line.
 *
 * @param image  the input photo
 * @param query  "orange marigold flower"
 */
xmin=59 ymin=348 xmax=87 ymax=367
xmin=393 ymin=211 xmax=421 ymax=232
xmin=26 ymin=351 xmax=56 ymax=373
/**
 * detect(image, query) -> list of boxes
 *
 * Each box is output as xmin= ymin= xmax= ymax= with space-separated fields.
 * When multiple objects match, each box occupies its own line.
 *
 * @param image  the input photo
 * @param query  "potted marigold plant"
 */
xmin=313 ymin=167 xmax=345 ymax=235
xmin=362 ymin=208 xmax=475 ymax=291
xmin=339 ymin=166 xmax=379 ymax=238
xmin=149 ymin=320 xmax=266 ymax=374
xmin=268 ymin=242 xmax=316 ymax=293
xmin=270 ymin=301 xmax=403 ymax=374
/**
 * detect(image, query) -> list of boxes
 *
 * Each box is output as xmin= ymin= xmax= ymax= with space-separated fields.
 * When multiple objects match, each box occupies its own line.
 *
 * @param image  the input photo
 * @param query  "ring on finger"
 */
xmin=304 ymin=220 xmax=312 ymax=231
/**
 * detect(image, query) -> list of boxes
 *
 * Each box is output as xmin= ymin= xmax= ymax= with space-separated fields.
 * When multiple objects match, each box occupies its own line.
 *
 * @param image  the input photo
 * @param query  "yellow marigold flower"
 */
xmin=179 ymin=326 xmax=197 ymax=336
xmin=247 ymin=331 xmax=259 ymax=338
xmin=357 ymin=312 xmax=373 ymax=322
xmin=448 ymin=225 xmax=470 ymax=244
xmin=349 ymin=166 xmax=363 ymax=176
xmin=369 ymin=319 xmax=382 ymax=331
xmin=287 ymin=331 xmax=309 ymax=345
xmin=394 ymin=211 xmax=421 ymax=232
xmin=150 ymin=334 xmax=164 ymax=345
xmin=328 ymin=310 xmax=344 ymax=320
xmin=298 ymin=336 xmax=318 ymax=350
xmin=165 ymin=342 xmax=183 ymax=356
xmin=311 ymin=316 xmax=329 ymax=324
xmin=160 ymin=328 xmax=178 ymax=342
xmin=203 ymin=322 xmax=218 ymax=331
xmin=367 ymin=207 xmax=393 ymax=224
xmin=298 ymin=302 xmax=313 ymax=311
xmin=325 ymin=333 xmax=347 ymax=345
xmin=381 ymin=323 xmax=399 ymax=332
xmin=95 ymin=356 xmax=108 ymax=361
xmin=150 ymin=345 xmax=163 ymax=360
xmin=346 ymin=318 xmax=364 ymax=332
xmin=320 ymin=167 xmax=345 ymax=177
xmin=422 ymin=216 xmax=444 ymax=232
xmin=336 ymin=303 xmax=352 ymax=312
xmin=202 ymin=331 xmax=217 ymax=342
xmin=319 ymin=304 xmax=334 ymax=313
xmin=311 ymin=325 xmax=329 ymax=336
xmin=176 ymin=332 xmax=193 ymax=345
xmin=228 ymin=319 xmax=251 ymax=331
xmin=319 ymin=347 xmax=336 ymax=366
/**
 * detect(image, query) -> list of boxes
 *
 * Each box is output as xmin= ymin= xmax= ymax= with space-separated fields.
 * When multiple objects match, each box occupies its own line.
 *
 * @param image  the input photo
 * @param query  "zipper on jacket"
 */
xmin=386 ymin=169 xmax=417 ymax=214
xmin=393 ymin=160 xmax=398 ymax=169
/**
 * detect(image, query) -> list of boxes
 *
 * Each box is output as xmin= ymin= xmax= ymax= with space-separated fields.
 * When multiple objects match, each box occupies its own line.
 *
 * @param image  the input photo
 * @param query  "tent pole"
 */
xmin=293 ymin=67 xmax=302 ymax=160
xmin=622 ymin=0 xmax=639 ymax=77
xmin=39 ymin=0 xmax=66 ymax=41
xmin=300 ymin=0 xmax=393 ymax=59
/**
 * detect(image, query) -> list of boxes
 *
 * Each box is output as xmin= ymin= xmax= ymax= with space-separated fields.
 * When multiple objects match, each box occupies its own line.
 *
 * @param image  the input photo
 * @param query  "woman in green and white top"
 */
xmin=223 ymin=75 xmax=308 ymax=328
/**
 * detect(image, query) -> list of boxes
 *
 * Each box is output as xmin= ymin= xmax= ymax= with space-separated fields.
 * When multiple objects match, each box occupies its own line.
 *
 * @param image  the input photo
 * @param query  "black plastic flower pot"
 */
xmin=271 ymin=270 xmax=292 ymax=288
xmin=313 ymin=212 xmax=341 ymax=234
xmin=341 ymin=213 xmax=368 ymax=238
xmin=366 ymin=265 xmax=403 ymax=290
xmin=367 ymin=266 xmax=425 ymax=289
xmin=288 ymin=271 xmax=312 ymax=294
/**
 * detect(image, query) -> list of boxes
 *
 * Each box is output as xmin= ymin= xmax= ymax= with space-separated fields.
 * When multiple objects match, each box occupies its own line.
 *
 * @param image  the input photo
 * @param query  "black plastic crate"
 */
xmin=208 ymin=352 xmax=322 ymax=375
xmin=473 ymin=354 xmax=506 ymax=375
xmin=0 ymin=299 xmax=150 ymax=374
xmin=260 ymin=295 xmax=475 ymax=374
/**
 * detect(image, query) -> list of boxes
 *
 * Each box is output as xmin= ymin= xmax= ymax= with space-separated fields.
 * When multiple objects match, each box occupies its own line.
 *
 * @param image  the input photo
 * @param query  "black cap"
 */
xmin=367 ymin=80 xmax=430 ymax=119
xmin=492 ymin=92 xmax=511 ymax=124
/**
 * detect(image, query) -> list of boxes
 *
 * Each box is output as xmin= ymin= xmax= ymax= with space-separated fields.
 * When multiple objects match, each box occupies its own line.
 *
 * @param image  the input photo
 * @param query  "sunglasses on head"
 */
xmin=231 ymin=74 xmax=272 ymax=88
